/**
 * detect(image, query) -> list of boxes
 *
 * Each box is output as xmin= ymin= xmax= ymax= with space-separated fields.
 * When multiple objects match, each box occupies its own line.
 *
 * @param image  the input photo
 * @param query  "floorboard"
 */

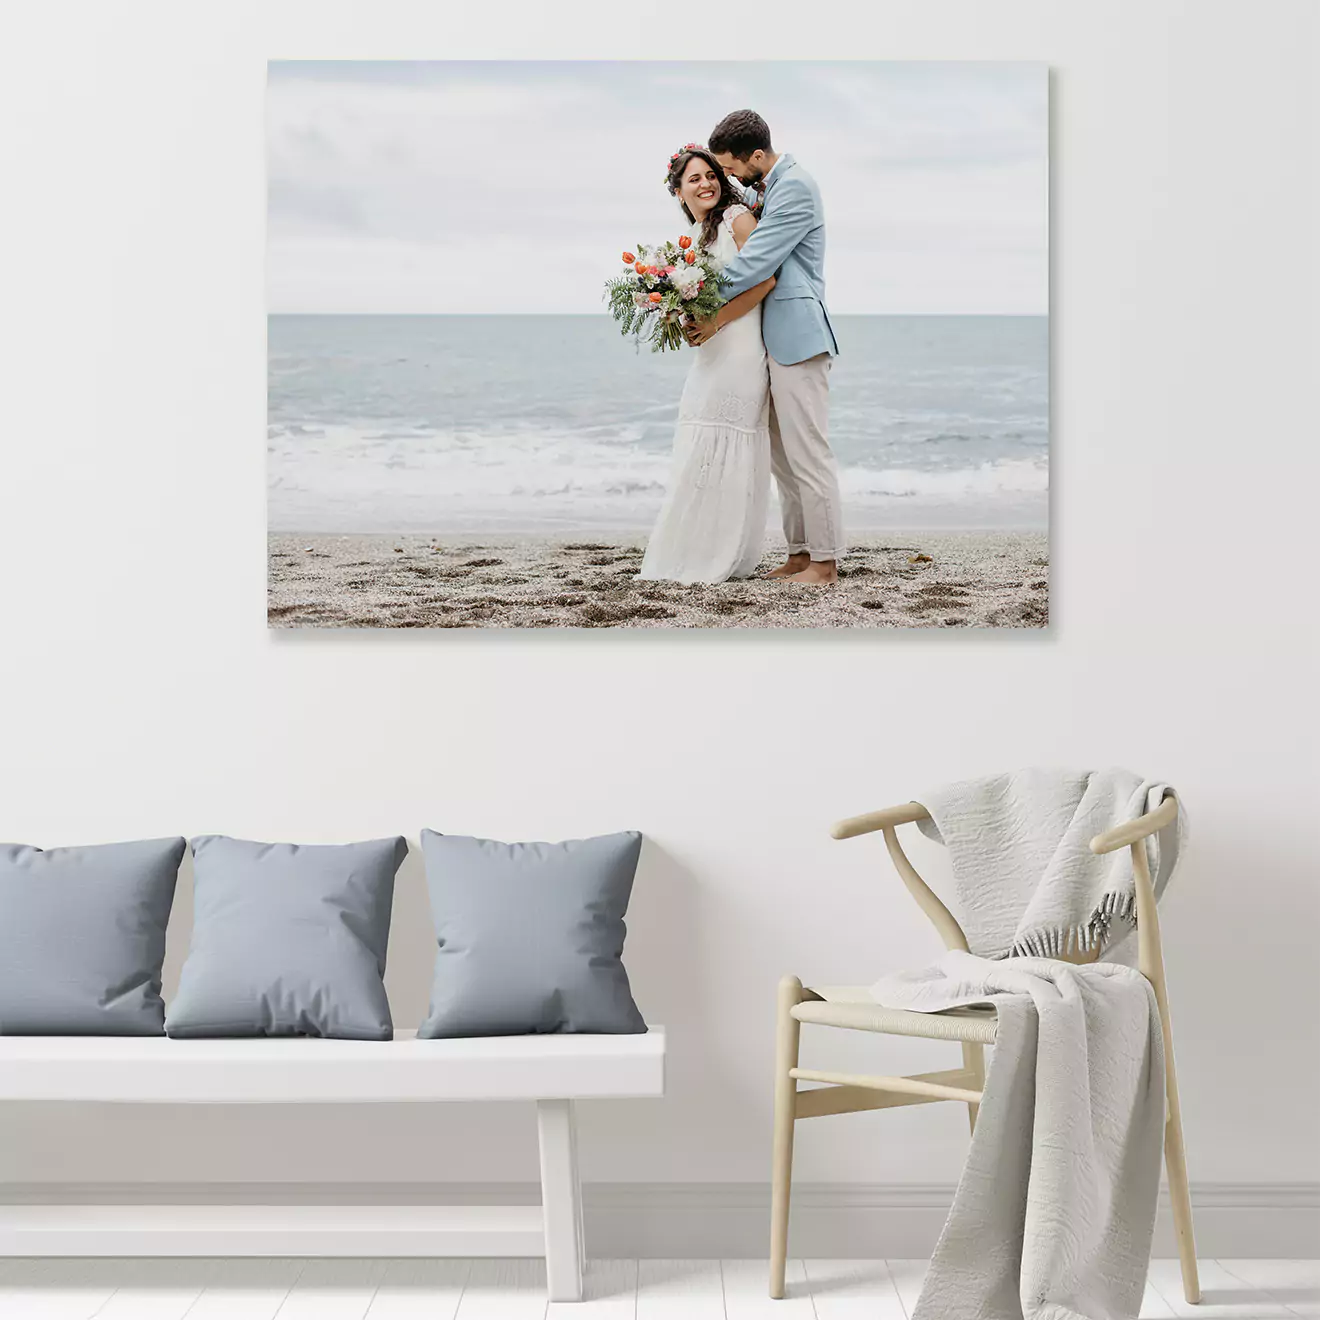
xmin=721 ymin=1259 xmax=815 ymax=1319
xmin=451 ymin=1259 xmax=547 ymax=1320
xmin=1218 ymin=1260 xmax=1320 ymax=1318
xmin=803 ymin=1259 xmax=908 ymax=1319
xmin=269 ymin=1258 xmax=387 ymax=1320
xmin=0 ymin=1254 xmax=1313 ymax=1317
xmin=0 ymin=1257 xmax=122 ymax=1320
xmin=181 ymin=1258 xmax=305 ymax=1320
xmin=1147 ymin=1258 xmax=1295 ymax=1318
xmin=636 ymin=1258 xmax=724 ymax=1319
xmin=363 ymin=1259 xmax=470 ymax=1320
xmin=884 ymin=1258 xmax=930 ymax=1317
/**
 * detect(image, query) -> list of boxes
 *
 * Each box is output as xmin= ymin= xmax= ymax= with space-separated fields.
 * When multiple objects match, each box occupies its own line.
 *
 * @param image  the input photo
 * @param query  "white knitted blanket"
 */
xmin=914 ymin=767 xmax=1185 ymax=960
xmin=872 ymin=952 xmax=1166 ymax=1320
xmin=866 ymin=768 xmax=1187 ymax=1320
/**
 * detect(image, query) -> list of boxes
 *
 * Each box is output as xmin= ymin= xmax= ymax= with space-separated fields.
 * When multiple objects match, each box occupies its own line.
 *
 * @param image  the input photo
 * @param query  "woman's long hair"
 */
xmin=667 ymin=148 xmax=741 ymax=252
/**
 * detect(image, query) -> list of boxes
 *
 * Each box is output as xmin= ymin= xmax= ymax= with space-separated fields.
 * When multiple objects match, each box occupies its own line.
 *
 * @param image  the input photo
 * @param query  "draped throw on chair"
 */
xmin=912 ymin=767 xmax=1186 ymax=960
xmin=768 ymin=768 xmax=1199 ymax=1317
xmin=869 ymin=767 xmax=1189 ymax=1320
xmin=872 ymin=952 xmax=1166 ymax=1320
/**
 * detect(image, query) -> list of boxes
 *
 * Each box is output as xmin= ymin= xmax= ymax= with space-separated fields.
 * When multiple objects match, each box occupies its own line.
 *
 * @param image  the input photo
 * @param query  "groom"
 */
xmin=690 ymin=109 xmax=843 ymax=584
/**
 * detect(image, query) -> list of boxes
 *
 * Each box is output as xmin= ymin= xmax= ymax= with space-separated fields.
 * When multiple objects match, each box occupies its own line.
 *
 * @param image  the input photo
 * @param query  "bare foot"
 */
xmin=784 ymin=560 xmax=838 ymax=585
xmin=764 ymin=553 xmax=811 ymax=579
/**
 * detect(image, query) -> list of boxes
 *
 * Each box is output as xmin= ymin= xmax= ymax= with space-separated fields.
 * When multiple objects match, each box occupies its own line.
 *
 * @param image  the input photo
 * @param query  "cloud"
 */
xmin=268 ymin=178 xmax=369 ymax=234
xmin=266 ymin=61 xmax=1047 ymax=315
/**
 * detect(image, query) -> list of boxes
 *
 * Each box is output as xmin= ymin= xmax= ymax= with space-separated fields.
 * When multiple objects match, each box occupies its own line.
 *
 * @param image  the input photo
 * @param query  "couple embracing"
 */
xmin=638 ymin=110 xmax=844 ymax=587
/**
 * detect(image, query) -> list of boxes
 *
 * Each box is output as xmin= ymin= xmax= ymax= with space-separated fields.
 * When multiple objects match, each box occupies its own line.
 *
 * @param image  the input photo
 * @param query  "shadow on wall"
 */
xmin=383 ymin=841 xmax=435 ymax=1029
xmin=576 ymin=836 xmax=744 ymax=1177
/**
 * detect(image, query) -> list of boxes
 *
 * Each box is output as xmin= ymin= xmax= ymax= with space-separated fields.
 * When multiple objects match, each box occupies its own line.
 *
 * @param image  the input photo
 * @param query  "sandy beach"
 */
xmin=268 ymin=532 xmax=1048 ymax=629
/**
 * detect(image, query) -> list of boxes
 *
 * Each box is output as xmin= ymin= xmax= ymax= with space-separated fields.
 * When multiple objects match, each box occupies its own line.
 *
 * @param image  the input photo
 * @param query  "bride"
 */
xmin=637 ymin=146 xmax=777 ymax=584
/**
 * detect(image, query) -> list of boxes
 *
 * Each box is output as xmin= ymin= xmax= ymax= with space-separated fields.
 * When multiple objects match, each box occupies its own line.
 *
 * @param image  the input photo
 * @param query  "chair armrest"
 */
xmin=830 ymin=801 xmax=968 ymax=952
xmin=1089 ymin=793 xmax=1179 ymax=854
xmin=830 ymin=802 xmax=930 ymax=840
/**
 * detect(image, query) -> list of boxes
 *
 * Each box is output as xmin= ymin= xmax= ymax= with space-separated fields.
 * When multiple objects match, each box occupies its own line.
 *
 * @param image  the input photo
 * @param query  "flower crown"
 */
xmin=665 ymin=142 xmax=707 ymax=194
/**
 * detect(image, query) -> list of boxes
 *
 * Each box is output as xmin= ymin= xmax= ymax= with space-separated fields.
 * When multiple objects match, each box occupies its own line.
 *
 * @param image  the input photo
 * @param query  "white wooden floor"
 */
xmin=0 ymin=1257 xmax=1313 ymax=1318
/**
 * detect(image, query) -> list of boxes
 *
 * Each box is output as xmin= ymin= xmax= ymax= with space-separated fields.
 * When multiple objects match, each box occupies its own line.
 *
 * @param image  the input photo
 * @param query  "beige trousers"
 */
xmin=767 ymin=352 xmax=844 ymax=561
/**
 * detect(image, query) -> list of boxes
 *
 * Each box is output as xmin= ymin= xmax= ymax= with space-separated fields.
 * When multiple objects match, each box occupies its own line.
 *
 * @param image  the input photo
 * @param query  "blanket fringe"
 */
xmin=1007 ymin=888 xmax=1139 ymax=960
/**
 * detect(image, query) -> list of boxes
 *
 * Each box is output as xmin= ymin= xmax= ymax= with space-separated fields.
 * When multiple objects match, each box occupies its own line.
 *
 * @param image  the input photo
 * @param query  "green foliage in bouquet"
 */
xmin=604 ymin=239 xmax=728 ymax=352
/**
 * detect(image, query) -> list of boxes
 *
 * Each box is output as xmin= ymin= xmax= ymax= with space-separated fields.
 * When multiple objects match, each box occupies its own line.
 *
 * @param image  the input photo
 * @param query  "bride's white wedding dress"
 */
xmin=638 ymin=203 xmax=770 ymax=584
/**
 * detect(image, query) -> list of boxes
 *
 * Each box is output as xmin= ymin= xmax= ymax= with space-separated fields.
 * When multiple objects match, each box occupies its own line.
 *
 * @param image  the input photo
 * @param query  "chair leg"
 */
xmin=1131 ymin=838 xmax=1200 ymax=1304
xmin=1163 ymin=1050 xmax=1200 ymax=1303
xmin=769 ymin=974 xmax=803 ymax=1300
xmin=961 ymin=1041 xmax=985 ymax=1135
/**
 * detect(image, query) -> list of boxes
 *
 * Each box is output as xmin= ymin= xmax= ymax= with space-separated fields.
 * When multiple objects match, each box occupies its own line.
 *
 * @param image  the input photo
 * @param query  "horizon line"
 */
xmin=265 ymin=309 xmax=1049 ymax=318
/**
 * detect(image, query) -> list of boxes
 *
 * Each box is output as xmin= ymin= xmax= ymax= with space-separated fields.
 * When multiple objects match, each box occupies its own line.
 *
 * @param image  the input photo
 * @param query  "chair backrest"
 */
xmin=831 ymin=796 xmax=1177 ymax=977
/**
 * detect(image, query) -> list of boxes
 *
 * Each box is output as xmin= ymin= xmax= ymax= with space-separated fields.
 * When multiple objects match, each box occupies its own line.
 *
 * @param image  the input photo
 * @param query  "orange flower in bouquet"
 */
xmin=603 ymin=236 xmax=727 ymax=352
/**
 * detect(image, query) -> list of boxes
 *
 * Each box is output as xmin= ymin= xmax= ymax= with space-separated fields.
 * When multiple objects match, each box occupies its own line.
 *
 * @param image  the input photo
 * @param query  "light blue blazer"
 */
xmin=719 ymin=155 xmax=838 ymax=367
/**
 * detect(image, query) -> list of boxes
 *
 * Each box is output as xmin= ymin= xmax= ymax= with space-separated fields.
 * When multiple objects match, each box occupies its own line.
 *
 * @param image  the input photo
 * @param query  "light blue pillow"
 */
xmin=0 ymin=837 xmax=185 ymax=1035
xmin=166 ymin=835 xmax=406 ymax=1040
xmin=417 ymin=830 xmax=646 ymax=1038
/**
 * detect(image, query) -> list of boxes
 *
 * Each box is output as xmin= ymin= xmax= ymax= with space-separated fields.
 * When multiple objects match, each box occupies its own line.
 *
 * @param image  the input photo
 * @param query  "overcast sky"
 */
xmin=267 ymin=61 xmax=1046 ymax=316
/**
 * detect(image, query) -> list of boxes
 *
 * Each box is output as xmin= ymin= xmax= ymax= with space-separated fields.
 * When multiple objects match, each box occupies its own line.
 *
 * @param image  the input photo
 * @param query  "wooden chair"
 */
xmin=769 ymin=793 xmax=1200 ymax=1304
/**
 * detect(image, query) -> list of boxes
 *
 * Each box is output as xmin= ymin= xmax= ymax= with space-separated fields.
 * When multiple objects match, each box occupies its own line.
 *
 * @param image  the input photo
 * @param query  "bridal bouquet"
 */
xmin=603 ymin=237 xmax=726 ymax=352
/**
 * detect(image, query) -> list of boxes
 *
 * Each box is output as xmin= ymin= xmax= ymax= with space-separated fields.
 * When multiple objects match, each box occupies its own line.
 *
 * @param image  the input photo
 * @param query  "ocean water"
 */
xmin=268 ymin=314 xmax=1048 ymax=534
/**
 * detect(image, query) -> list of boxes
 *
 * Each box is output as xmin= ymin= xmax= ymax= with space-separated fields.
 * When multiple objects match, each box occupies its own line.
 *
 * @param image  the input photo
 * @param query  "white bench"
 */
xmin=0 ymin=1027 xmax=666 ymax=1303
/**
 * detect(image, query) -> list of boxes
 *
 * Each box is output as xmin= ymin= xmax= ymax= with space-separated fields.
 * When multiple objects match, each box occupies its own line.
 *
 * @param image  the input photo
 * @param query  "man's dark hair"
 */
xmin=708 ymin=109 xmax=773 ymax=160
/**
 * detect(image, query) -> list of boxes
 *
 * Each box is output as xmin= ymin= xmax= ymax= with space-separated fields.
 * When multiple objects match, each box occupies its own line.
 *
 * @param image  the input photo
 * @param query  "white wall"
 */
xmin=1 ymin=0 xmax=1316 ymax=1232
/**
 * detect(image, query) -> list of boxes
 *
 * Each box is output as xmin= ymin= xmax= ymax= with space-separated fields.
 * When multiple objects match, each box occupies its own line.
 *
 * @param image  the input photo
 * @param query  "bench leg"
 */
xmin=537 ymin=1098 xmax=584 ymax=1302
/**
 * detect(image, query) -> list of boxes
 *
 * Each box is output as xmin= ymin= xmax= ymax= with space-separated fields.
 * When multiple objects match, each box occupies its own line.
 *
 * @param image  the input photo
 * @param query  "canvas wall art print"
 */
xmin=267 ymin=61 xmax=1048 ymax=629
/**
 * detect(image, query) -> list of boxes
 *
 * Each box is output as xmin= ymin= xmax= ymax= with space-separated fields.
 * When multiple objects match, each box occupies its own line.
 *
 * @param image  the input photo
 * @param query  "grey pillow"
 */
xmin=0 ymin=837 xmax=185 ymax=1035
xmin=166 ymin=835 xmax=406 ymax=1040
xmin=418 ymin=830 xmax=646 ymax=1038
